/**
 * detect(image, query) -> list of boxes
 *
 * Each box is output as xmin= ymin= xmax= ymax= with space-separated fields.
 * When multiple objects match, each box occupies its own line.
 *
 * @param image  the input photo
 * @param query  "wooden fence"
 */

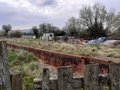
xmin=34 ymin=64 xmax=120 ymax=90
xmin=1 ymin=41 xmax=120 ymax=90
xmin=0 ymin=41 xmax=22 ymax=90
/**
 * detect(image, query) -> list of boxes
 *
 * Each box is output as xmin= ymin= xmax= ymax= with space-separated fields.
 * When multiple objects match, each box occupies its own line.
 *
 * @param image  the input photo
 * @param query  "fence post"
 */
xmin=10 ymin=70 xmax=23 ymax=90
xmin=42 ymin=68 xmax=50 ymax=90
xmin=50 ymin=77 xmax=58 ymax=90
xmin=58 ymin=66 xmax=73 ymax=90
xmin=109 ymin=63 xmax=120 ymax=90
xmin=0 ymin=41 xmax=11 ymax=90
xmin=84 ymin=64 xmax=99 ymax=90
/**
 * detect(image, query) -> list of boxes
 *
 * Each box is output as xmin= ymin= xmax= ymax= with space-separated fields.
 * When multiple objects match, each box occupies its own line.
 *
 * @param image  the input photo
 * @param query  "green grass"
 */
xmin=3 ymin=37 xmax=120 ymax=90
xmin=8 ymin=48 xmax=42 ymax=90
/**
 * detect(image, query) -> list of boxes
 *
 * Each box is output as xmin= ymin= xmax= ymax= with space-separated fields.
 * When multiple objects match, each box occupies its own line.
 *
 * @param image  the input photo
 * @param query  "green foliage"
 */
xmin=32 ymin=23 xmax=61 ymax=38
xmin=78 ymin=30 xmax=90 ymax=39
xmin=31 ymin=26 xmax=39 ymax=38
xmin=8 ymin=49 xmax=17 ymax=62
xmin=79 ymin=23 xmax=107 ymax=39
xmin=112 ymin=27 xmax=120 ymax=37
xmin=63 ymin=17 xmax=81 ymax=36
xmin=24 ymin=76 xmax=34 ymax=90
xmin=53 ymin=30 xmax=66 ymax=36
xmin=87 ymin=23 xmax=107 ymax=39
xmin=63 ymin=3 xmax=117 ymax=38
xmin=28 ymin=62 xmax=39 ymax=71
xmin=8 ymin=48 xmax=38 ymax=63
xmin=2 ymin=24 xmax=12 ymax=34
xmin=8 ymin=48 xmax=41 ymax=90
xmin=22 ymin=70 xmax=28 ymax=77
xmin=39 ymin=23 xmax=53 ymax=34
xmin=8 ymin=30 xmax=23 ymax=38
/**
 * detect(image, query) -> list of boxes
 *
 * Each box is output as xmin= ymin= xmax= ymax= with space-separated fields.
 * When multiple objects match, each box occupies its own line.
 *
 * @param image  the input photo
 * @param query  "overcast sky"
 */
xmin=0 ymin=0 xmax=120 ymax=30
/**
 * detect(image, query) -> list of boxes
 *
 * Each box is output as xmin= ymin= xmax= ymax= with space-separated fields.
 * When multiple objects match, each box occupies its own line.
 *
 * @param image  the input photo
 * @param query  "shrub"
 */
xmin=8 ymin=30 xmax=23 ymax=38
xmin=0 ymin=31 xmax=5 ymax=36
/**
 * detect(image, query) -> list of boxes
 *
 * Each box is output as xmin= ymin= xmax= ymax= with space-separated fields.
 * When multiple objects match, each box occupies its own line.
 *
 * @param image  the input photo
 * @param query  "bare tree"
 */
xmin=63 ymin=17 xmax=82 ymax=36
xmin=39 ymin=23 xmax=47 ymax=35
xmin=114 ymin=12 xmax=120 ymax=29
xmin=105 ymin=10 xmax=116 ymax=31
xmin=31 ymin=23 xmax=60 ymax=38
xmin=2 ymin=24 xmax=12 ymax=35
xmin=112 ymin=13 xmax=120 ymax=37
xmin=46 ymin=23 xmax=53 ymax=33
xmin=79 ymin=3 xmax=116 ymax=37
xmin=39 ymin=23 xmax=60 ymax=34
xmin=79 ymin=3 xmax=108 ymax=28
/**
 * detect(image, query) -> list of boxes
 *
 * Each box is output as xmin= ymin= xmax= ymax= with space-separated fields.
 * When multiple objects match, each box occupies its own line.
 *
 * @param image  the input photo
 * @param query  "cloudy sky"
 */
xmin=0 ymin=0 xmax=120 ymax=30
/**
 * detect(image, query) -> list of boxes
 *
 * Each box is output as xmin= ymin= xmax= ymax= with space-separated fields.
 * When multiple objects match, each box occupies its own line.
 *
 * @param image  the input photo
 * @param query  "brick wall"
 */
xmin=7 ymin=43 xmax=118 ymax=74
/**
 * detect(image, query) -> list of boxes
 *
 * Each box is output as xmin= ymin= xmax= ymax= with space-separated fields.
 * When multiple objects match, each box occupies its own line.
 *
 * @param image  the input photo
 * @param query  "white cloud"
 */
xmin=0 ymin=0 xmax=120 ymax=29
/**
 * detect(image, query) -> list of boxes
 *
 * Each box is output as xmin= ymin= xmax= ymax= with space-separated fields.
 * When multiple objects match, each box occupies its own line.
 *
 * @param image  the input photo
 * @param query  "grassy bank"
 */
xmin=8 ymin=48 xmax=42 ymax=90
xmin=4 ymin=37 xmax=120 ymax=59
xmin=6 ymin=37 xmax=113 ymax=90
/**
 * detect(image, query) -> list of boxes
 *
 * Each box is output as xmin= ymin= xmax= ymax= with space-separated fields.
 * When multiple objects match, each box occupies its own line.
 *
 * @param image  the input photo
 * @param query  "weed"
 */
xmin=8 ymin=48 xmax=41 ymax=90
xmin=4 ymin=38 xmax=120 ymax=59
xmin=28 ymin=62 xmax=39 ymax=71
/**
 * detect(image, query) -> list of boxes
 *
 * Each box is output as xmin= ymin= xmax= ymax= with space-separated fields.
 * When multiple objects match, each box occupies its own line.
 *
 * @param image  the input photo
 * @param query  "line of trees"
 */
xmin=1 ymin=23 xmax=66 ymax=38
xmin=63 ymin=3 xmax=120 ymax=39
xmin=2 ymin=24 xmax=12 ymax=35
xmin=1 ymin=24 xmax=22 ymax=38
xmin=31 ymin=23 xmax=66 ymax=39
xmin=1 ymin=3 xmax=120 ymax=39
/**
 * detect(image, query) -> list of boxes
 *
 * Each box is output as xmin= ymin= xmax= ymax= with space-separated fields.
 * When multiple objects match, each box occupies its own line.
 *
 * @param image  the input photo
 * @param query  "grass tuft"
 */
xmin=8 ymin=48 xmax=41 ymax=90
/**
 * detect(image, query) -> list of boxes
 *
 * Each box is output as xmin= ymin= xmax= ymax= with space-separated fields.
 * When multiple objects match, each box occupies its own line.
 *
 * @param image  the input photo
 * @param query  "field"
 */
xmin=3 ymin=37 xmax=120 ymax=59
xmin=1 ymin=37 xmax=120 ymax=90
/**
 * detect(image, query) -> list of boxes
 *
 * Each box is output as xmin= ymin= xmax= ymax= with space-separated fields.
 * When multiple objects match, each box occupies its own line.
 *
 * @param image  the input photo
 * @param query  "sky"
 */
xmin=0 ymin=0 xmax=120 ymax=30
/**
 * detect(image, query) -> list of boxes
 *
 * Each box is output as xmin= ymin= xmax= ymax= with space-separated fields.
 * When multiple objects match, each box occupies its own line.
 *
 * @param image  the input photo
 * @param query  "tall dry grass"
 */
xmin=8 ymin=48 xmax=42 ymax=90
xmin=4 ymin=37 xmax=120 ymax=58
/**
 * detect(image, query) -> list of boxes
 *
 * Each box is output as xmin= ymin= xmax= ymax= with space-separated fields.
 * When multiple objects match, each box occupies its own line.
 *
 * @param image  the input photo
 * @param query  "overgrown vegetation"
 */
xmin=6 ymin=38 xmax=117 ymax=90
xmin=63 ymin=3 xmax=120 ymax=39
xmin=1 ymin=24 xmax=23 ymax=38
xmin=2 ymin=24 xmax=12 ymax=35
xmin=8 ymin=48 xmax=42 ymax=90
xmin=8 ymin=30 xmax=23 ymax=38
xmin=5 ymin=37 xmax=120 ymax=59
xmin=31 ymin=23 xmax=66 ymax=39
